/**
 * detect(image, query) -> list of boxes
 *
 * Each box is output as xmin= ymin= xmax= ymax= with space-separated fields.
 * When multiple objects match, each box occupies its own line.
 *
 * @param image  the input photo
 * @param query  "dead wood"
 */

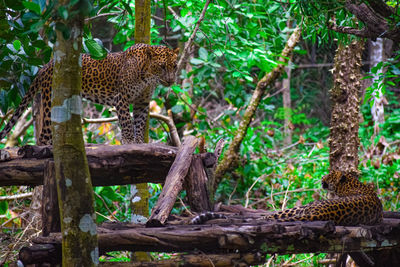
xmin=0 ymin=143 xmax=177 ymax=186
xmin=20 ymin=217 xmax=400 ymax=265
xmin=147 ymin=136 xmax=198 ymax=226
xmin=329 ymin=0 xmax=400 ymax=43
xmin=42 ymin=160 xmax=60 ymax=236
xmin=99 ymin=252 xmax=265 ymax=267
xmin=184 ymin=153 xmax=212 ymax=212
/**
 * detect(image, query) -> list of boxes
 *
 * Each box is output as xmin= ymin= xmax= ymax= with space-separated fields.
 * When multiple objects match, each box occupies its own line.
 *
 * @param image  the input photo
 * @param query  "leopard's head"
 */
xmin=146 ymin=45 xmax=179 ymax=86
xmin=321 ymin=170 xmax=362 ymax=197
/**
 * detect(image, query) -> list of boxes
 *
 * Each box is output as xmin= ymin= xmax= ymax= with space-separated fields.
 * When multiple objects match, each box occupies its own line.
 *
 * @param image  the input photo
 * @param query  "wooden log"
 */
xmin=42 ymin=160 xmax=60 ymax=236
xmin=184 ymin=154 xmax=212 ymax=212
xmin=23 ymin=218 xmax=400 ymax=263
xmin=19 ymin=244 xmax=61 ymax=265
xmin=0 ymin=144 xmax=177 ymax=186
xmin=99 ymin=252 xmax=265 ymax=267
xmin=147 ymin=136 xmax=198 ymax=227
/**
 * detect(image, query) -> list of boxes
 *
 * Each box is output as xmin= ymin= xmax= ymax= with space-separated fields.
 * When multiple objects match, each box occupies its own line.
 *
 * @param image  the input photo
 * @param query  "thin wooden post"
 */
xmin=184 ymin=154 xmax=213 ymax=212
xmin=42 ymin=160 xmax=60 ymax=236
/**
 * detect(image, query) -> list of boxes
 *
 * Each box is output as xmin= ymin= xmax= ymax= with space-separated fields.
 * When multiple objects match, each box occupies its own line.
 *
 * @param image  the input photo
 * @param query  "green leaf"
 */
xmin=13 ymin=40 xmax=21 ymax=51
xmin=198 ymin=47 xmax=208 ymax=60
xmin=171 ymin=85 xmax=184 ymax=93
xmin=190 ymin=58 xmax=204 ymax=65
xmin=0 ymin=200 xmax=8 ymax=214
xmin=58 ymin=6 xmax=68 ymax=20
xmin=171 ymin=105 xmax=184 ymax=114
xmin=120 ymin=0 xmax=133 ymax=16
xmin=84 ymin=39 xmax=107 ymax=60
xmin=22 ymin=1 xmax=41 ymax=14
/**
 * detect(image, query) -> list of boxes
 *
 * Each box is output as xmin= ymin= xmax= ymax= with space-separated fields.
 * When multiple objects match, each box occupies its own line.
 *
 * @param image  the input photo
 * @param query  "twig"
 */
xmin=0 ymin=192 xmax=33 ymax=201
xmin=167 ymin=6 xmax=180 ymax=20
xmin=284 ymin=254 xmax=314 ymax=266
xmin=0 ymin=109 xmax=13 ymax=126
xmin=94 ymin=192 xmax=119 ymax=222
xmin=178 ymin=196 xmax=193 ymax=216
xmin=281 ymin=180 xmax=292 ymax=211
xmin=249 ymin=188 xmax=321 ymax=208
xmin=4 ymin=107 xmax=33 ymax=146
xmin=82 ymin=112 xmax=181 ymax=146
xmin=245 ymin=175 xmax=263 ymax=208
xmin=227 ymin=180 xmax=238 ymax=206
xmin=175 ymin=0 xmax=211 ymax=77
xmin=82 ymin=117 xmax=118 ymax=124
xmin=85 ymin=12 xmax=123 ymax=22
xmin=282 ymin=254 xmax=296 ymax=266
xmin=155 ymin=110 xmax=181 ymax=147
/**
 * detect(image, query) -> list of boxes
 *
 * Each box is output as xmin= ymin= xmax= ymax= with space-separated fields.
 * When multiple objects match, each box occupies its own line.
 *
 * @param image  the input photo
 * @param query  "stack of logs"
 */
xmin=2 ymin=136 xmax=400 ymax=266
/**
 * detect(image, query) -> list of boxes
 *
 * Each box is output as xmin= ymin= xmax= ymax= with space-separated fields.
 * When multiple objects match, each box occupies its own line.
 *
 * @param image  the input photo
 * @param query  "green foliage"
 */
xmin=1 ymin=0 xmax=400 ymax=265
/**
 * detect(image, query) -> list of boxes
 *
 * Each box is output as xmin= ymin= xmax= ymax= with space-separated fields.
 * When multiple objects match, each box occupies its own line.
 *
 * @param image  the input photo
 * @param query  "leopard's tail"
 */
xmin=190 ymin=212 xmax=227 ymax=225
xmin=0 ymin=76 xmax=41 ymax=142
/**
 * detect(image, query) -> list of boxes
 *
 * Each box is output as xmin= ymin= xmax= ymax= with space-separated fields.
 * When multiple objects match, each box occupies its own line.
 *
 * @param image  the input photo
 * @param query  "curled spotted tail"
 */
xmin=0 ymin=78 xmax=40 ymax=142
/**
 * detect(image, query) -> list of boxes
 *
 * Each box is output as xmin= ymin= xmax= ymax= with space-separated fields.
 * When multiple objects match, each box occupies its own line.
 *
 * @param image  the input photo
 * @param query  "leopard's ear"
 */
xmin=146 ymin=46 xmax=157 ymax=59
xmin=173 ymin=47 xmax=180 ymax=54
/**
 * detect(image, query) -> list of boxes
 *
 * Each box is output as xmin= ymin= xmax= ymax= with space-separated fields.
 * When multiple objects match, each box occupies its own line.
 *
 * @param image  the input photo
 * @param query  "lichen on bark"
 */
xmin=51 ymin=2 xmax=98 ymax=265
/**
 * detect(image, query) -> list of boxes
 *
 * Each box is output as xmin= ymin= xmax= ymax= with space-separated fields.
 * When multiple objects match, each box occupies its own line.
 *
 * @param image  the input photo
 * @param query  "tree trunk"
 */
xmin=130 ymin=0 xmax=151 ymax=223
xmin=369 ymin=38 xmax=388 ymax=135
xmin=283 ymin=20 xmax=293 ymax=146
xmin=132 ymin=0 xmax=152 ymax=261
xmin=283 ymin=62 xmax=292 ymax=146
xmin=329 ymin=40 xmax=364 ymax=174
xmin=51 ymin=1 xmax=98 ymax=265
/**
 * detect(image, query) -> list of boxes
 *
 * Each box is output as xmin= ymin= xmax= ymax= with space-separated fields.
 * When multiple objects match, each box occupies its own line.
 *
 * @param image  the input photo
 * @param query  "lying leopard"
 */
xmin=0 ymin=43 xmax=179 ymax=144
xmin=265 ymin=170 xmax=383 ymax=226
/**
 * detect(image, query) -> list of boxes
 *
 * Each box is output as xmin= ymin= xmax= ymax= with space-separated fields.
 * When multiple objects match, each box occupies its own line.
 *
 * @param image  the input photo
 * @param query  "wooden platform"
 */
xmin=19 ymin=212 xmax=400 ymax=265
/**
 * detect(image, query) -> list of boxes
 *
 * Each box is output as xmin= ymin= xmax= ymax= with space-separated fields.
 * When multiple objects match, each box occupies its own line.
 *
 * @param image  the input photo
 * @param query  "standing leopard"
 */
xmin=265 ymin=171 xmax=383 ymax=226
xmin=0 ymin=43 xmax=179 ymax=145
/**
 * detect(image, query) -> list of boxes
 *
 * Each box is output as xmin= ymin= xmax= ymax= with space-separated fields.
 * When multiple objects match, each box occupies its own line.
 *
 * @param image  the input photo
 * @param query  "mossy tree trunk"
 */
xmin=329 ymin=40 xmax=364 ymax=174
xmin=51 ymin=1 xmax=98 ymax=265
xmin=131 ymin=0 xmax=151 ymax=261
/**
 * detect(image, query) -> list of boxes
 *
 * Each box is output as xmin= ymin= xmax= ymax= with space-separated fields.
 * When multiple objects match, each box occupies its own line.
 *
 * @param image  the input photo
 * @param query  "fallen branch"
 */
xmin=0 ymin=192 xmax=33 ymax=201
xmin=82 ymin=111 xmax=181 ymax=146
xmin=0 ymin=144 xmax=177 ymax=186
xmin=147 ymin=136 xmax=198 ymax=226
xmin=98 ymin=253 xmax=265 ymax=266
xmin=20 ymin=217 xmax=400 ymax=265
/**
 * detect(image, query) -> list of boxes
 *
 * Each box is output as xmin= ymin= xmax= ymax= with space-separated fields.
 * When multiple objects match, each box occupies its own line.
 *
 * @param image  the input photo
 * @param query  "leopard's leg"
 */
xmin=132 ymin=102 xmax=149 ymax=143
xmin=38 ymin=84 xmax=53 ymax=145
xmin=114 ymin=94 xmax=135 ymax=144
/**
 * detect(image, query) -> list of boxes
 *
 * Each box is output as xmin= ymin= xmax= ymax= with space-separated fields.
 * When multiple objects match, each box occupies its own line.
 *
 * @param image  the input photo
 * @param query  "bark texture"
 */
xmin=0 ymin=144 xmax=177 ymax=186
xmin=132 ymin=0 xmax=151 ymax=235
xmin=20 ymin=216 xmax=400 ymax=266
xmin=147 ymin=136 xmax=198 ymax=226
xmin=214 ymin=24 xmax=302 ymax=187
xmin=329 ymin=40 xmax=364 ymax=174
xmin=329 ymin=0 xmax=400 ymax=43
xmin=51 ymin=2 xmax=98 ymax=265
